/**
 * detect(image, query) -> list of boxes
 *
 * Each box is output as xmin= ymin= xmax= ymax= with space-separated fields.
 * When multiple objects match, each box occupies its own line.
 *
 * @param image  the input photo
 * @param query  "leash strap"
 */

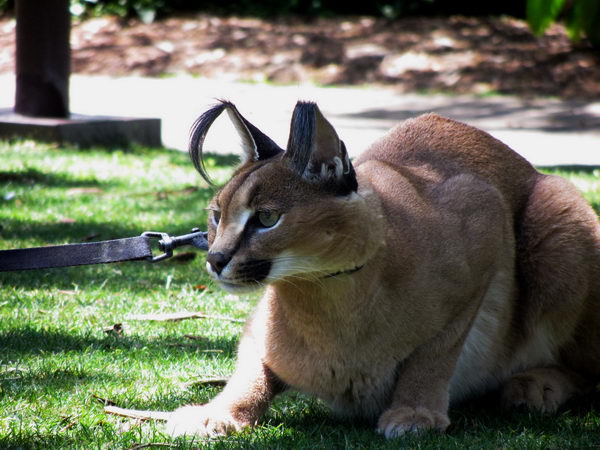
xmin=0 ymin=236 xmax=152 ymax=271
xmin=0 ymin=230 xmax=208 ymax=272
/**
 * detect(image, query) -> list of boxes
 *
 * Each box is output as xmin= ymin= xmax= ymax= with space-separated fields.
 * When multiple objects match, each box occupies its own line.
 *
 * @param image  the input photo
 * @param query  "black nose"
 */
xmin=207 ymin=252 xmax=232 ymax=275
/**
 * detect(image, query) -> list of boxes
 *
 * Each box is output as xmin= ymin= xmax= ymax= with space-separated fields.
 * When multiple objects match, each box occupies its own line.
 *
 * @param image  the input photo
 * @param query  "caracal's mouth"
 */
xmin=206 ymin=259 xmax=272 ymax=294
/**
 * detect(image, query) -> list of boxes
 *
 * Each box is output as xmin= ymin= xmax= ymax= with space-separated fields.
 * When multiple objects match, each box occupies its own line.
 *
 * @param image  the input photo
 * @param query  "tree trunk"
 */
xmin=14 ymin=0 xmax=71 ymax=118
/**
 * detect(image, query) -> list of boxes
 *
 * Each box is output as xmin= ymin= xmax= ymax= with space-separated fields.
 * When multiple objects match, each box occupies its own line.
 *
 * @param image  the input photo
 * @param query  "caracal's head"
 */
xmin=190 ymin=101 xmax=374 ymax=293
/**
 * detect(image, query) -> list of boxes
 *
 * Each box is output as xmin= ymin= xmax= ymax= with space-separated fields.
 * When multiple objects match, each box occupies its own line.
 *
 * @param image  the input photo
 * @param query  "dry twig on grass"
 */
xmin=93 ymin=394 xmax=117 ymax=406
xmin=183 ymin=377 xmax=228 ymax=388
xmin=127 ymin=311 xmax=245 ymax=323
xmin=59 ymin=414 xmax=81 ymax=433
xmin=104 ymin=405 xmax=171 ymax=421
xmin=128 ymin=444 xmax=179 ymax=449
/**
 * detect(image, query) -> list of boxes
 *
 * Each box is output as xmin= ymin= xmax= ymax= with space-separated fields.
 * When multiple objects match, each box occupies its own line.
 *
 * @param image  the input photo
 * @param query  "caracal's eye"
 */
xmin=257 ymin=210 xmax=280 ymax=228
xmin=211 ymin=210 xmax=221 ymax=226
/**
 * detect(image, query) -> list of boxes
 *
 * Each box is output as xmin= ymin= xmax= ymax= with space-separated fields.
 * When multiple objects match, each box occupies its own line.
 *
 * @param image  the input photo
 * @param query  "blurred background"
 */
xmin=0 ymin=0 xmax=599 ymax=163
xmin=2 ymin=4 xmax=600 ymax=448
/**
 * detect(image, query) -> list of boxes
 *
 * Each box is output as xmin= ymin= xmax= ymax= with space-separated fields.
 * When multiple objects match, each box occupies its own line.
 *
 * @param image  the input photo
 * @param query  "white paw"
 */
xmin=165 ymin=404 xmax=242 ymax=438
xmin=379 ymin=420 xmax=421 ymax=439
xmin=376 ymin=406 xmax=449 ymax=439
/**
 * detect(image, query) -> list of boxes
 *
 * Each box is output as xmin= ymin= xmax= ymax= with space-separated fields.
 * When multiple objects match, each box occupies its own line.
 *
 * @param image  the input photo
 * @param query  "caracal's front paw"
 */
xmin=166 ymin=404 xmax=245 ymax=437
xmin=376 ymin=406 xmax=450 ymax=439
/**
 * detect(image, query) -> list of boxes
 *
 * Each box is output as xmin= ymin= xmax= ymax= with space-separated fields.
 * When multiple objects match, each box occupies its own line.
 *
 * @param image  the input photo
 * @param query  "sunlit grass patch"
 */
xmin=0 ymin=141 xmax=599 ymax=449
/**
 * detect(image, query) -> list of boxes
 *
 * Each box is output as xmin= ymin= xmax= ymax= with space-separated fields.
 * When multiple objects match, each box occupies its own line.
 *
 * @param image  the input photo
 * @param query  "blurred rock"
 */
xmin=267 ymin=63 xmax=307 ymax=83
xmin=334 ymin=55 xmax=384 ymax=84
xmin=300 ymin=34 xmax=345 ymax=68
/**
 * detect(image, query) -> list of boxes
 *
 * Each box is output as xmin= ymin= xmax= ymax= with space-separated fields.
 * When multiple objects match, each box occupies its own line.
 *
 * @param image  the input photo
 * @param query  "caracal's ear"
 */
xmin=284 ymin=101 xmax=357 ymax=195
xmin=189 ymin=100 xmax=284 ymax=184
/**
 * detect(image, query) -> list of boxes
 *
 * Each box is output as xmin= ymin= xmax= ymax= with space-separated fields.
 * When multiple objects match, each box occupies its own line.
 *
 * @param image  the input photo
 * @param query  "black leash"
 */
xmin=0 ymin=228 xmax=208 ymax=272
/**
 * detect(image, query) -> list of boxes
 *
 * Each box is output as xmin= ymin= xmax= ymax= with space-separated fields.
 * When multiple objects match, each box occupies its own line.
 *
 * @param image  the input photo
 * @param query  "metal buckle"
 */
xmin=142 ymin=231 xmax=173 ymax=262
xmin=142 ymin=228 xmax=208 ymax=263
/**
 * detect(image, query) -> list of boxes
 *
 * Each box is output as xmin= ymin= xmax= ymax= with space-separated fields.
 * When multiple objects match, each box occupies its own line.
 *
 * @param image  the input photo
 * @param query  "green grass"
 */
xmin=0 ymin=140 xmax=599 ymax=449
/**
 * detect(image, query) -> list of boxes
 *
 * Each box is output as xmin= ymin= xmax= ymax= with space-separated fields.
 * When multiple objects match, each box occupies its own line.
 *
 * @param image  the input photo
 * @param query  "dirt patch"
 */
xmin=1 ymin=14 xmax=599 ymax=99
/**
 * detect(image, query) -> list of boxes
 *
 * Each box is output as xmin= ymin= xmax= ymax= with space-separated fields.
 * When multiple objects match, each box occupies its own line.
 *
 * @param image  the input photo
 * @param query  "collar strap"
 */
xmin=322 ymin=264 xmax=364 ymax=279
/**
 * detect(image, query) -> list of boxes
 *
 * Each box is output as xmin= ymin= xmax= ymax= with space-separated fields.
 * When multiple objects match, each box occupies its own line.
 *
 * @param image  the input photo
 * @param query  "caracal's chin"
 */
xmin=217 ymin=280 xmax=265 ymax=294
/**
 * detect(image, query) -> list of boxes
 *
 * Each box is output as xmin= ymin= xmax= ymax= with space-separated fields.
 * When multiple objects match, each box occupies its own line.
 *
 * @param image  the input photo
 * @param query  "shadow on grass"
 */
xmin=447 ymin=388 xmax=600 ymax=440
xmin=0 ymin=368 xmax=117 ymax=397
xmin=0 ymin=433 xmax=112 ymax=450
xmin=0 ymin=168 xmax=104 ymax=188
xmin=0 ymin=326 xmax=238 ymax=359
xmin=261 ymin=390 xmax=600 ymax=448
xmin=173 ymin=389 xmax=600 ymax=449
xmin=0 ymin=259 xmax=207 ymax=294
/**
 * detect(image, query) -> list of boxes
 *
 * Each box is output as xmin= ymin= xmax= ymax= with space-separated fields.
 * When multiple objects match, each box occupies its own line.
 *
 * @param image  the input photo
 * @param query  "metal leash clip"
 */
xmin=143 ymin=228 xmax=209 ymax=262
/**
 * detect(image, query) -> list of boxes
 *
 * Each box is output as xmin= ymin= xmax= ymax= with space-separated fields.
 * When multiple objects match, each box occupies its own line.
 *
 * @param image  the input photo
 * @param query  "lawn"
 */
xmin=0 ymin=140 xmax=599 ymax=449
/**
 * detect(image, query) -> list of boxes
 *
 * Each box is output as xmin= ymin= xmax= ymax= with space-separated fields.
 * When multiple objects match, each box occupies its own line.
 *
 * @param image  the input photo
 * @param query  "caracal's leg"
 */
xmin=166 ymin=335 xmax=286 ymax=437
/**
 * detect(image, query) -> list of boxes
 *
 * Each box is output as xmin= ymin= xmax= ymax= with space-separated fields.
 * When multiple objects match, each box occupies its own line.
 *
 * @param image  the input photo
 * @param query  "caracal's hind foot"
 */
xmin=501 ymin=367 xmax=585 ymax=413
xmin=166 ymin=404 xmax=247 ymax=437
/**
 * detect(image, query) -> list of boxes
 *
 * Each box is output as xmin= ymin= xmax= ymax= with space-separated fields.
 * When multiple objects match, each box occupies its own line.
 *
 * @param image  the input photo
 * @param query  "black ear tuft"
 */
xmin=189 ymin=100 xmax=284 ymax=185
xmin=284 ymin=101 xmax=357 ymax=195
xmin=189 ymin=102 xmax=228 ymax=184
xmin=285 ymin=101 xmax=316 ymax=176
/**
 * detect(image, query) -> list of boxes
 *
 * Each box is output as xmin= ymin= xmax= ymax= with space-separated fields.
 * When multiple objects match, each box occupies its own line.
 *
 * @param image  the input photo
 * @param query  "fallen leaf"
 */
xmin=193 ymin=284 xmax=207 ymax=290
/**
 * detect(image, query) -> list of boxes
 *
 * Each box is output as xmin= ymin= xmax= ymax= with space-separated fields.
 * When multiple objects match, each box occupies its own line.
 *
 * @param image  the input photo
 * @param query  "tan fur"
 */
xmin=166 ymin=111 xmax=600 ymax=439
